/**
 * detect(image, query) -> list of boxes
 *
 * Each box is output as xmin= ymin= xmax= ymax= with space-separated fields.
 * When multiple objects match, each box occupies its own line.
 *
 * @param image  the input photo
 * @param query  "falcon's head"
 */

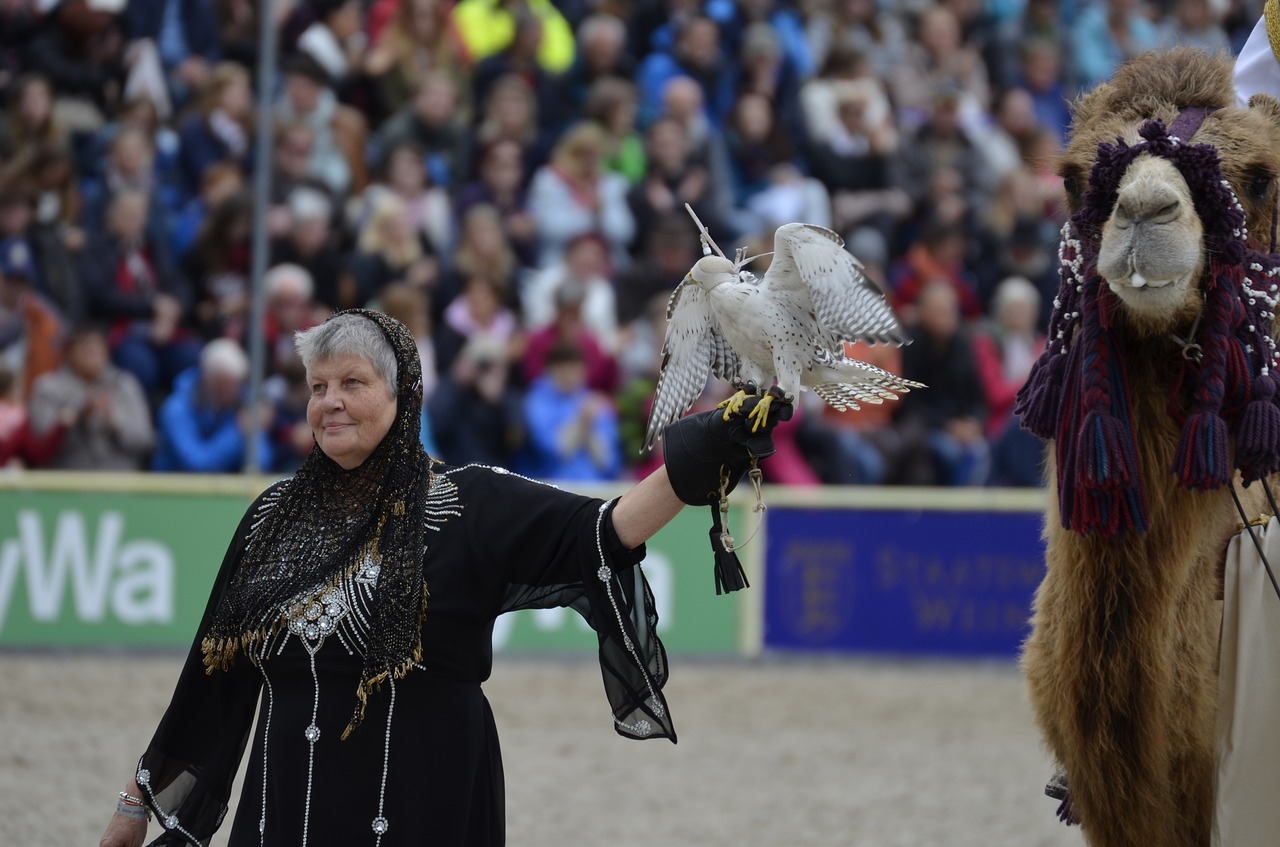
xmin=688 ymin=255 xmax=736 ymax=291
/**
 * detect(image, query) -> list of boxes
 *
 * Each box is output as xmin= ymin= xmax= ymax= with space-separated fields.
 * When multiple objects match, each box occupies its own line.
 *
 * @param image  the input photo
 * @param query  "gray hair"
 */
xmin=295 ymin=314 xmax=397 ymax=397
xmin=577 ymin=12 xmax=625 ymax=46
xmin=201 ymin=338 xmax=249 ymax=379
xmin=265 ymin=263 xmax=314 ymax=300
xmin=992 ymin=275 xmax=1041 ymax=314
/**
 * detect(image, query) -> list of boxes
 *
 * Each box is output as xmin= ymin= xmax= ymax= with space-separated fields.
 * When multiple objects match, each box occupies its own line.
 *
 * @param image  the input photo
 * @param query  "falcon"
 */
xmin=642 ymin=207 xmax=922 ymax=452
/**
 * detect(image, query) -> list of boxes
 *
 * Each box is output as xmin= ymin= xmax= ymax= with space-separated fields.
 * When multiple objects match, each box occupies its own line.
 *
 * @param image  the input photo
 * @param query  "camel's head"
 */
xmin=1016 ymin=49 xmax=1280 ymax=537
xmin=1060 ymin=48 xmax=1280 ymax=336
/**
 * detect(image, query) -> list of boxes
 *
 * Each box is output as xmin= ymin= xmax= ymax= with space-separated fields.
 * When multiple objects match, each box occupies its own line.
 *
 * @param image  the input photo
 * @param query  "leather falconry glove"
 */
xmin=662 ymin=393 xmax=794 ymax=593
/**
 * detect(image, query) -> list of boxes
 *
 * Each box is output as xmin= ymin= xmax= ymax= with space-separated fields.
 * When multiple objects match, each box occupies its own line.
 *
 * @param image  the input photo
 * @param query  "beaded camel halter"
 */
xmin=1014 ymin=110 xmax=1280 ymax=536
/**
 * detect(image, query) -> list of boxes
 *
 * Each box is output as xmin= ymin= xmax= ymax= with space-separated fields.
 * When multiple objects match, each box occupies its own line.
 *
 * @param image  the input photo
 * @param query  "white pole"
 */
xmin=244 ymin=0 xmax=280 ymax=473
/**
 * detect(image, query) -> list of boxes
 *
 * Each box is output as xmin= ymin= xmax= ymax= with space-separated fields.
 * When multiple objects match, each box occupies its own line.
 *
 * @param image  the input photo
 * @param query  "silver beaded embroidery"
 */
xmin=592 ymin=502 xmax=668 ymax=735
xmin=133 ymin=767 xmax=209 ymax=847
xmin=372 ymin=676 xmax=397 ymax=845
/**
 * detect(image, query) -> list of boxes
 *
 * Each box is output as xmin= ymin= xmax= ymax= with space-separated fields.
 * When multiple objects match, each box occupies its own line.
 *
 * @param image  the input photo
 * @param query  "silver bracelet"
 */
xmin=117 ymin=792 xmax=151 ymax=821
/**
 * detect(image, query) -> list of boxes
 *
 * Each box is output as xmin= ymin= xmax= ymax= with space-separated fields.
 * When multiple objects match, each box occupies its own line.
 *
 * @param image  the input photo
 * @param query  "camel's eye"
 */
xmin=1245 ymin=172 xmax=1274 ymax=203
xmin=1061 ymin=169 xmax=1084 ymax=207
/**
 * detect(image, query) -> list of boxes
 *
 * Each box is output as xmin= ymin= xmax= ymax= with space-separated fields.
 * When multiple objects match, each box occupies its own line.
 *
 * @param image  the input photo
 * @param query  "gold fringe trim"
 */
xmin=339 ymin=580 xmax=431 ymax=741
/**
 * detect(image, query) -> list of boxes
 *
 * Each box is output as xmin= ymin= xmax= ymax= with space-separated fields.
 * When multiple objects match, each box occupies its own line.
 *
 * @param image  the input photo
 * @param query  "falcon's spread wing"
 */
xmin=641 ymin=281 xmax=741 ymax=452
xmin=762 ymin=223 xmax=906 ymax=350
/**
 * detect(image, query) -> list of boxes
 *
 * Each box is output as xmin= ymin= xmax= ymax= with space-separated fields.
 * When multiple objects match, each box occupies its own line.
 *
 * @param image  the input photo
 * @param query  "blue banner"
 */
xmin=763 ymin=507 xmax=1047 ymax=657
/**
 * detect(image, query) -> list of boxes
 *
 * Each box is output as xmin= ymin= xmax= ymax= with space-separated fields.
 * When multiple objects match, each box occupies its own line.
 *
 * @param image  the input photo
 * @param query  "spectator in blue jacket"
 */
xmin=124 ymin=0 xmax=222 ymax=109
xmin=635 ymin=15 xmax=736 ymax=127
xmin=151 ymin=338 xmax=273 ymax=472
xmin=1071 ymin=0 xmax=1159 ymax=90
xmin=518 ymin=341 xmax=621 ymax=482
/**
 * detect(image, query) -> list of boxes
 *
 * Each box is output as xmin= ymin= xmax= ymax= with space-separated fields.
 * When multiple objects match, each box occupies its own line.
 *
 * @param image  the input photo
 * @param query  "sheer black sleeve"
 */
xmin=134 ymin=485 xmax=284 ymax=846
xmin=448 ymin=465 xmax=676 ymax=743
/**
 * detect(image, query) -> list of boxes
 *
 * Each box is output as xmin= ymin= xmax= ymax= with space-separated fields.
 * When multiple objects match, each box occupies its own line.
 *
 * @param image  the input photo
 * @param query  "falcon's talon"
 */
xmin=717 ymin=389 xmax=750 ymax=420
xmin=747 ymin=392 xmax=775 ymax=432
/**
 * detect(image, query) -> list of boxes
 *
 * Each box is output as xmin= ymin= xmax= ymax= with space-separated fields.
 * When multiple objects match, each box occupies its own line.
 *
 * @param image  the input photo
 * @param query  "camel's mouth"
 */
xmin=1104 ymin=270 xmax=1197 ymax=318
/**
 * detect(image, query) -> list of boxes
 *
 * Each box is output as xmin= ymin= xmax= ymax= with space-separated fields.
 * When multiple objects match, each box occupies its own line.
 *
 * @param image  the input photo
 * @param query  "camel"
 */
xmin=1015 ymin=49 xmax=1280 ymax=847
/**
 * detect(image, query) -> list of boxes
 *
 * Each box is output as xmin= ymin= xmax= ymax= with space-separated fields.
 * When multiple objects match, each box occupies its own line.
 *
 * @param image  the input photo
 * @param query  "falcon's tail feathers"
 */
xmin=812 ymin=362 xmax=925 ymax=413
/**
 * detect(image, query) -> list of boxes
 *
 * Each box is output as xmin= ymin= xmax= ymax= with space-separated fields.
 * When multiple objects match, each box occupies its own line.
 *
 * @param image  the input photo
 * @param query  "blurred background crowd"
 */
xmin=0 ymin=0 xmax=1263 ymax=486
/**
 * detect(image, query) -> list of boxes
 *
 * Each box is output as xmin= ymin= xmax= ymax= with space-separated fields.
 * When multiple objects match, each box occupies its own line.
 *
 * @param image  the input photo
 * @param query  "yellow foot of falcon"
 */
xmin=748 ymin=392 xmax=776 ymax=432
xmin=718 ymin=389 xmax=750 ymax=421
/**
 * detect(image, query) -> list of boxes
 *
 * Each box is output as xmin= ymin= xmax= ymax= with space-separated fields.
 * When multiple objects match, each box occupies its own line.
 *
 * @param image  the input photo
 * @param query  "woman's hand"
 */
xmin=99 ymin=811 xmax=146 ymax=847
xmin=102 ymin=779 xmax=148 ymax=847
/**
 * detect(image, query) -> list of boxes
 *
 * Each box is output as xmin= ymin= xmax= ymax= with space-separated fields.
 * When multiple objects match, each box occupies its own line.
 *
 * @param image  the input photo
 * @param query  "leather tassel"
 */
xmin=707 ymin=501 xmax=748 ymax=594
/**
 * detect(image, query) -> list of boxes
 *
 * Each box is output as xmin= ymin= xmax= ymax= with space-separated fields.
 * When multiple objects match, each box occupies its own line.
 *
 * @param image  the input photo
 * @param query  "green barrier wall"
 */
xmin=0 ymin=474 xmax=749 ymax=654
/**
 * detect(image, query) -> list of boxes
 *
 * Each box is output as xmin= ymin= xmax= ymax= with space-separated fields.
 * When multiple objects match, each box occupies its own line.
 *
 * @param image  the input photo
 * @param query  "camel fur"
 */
xmin=1022 ymin=49 xmax=1280 ymax=847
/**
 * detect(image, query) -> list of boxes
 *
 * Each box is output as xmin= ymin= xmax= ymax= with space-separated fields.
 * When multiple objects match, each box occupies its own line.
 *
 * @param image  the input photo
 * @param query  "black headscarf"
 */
xmin=202 ymin=309 xmax=432 ymax=738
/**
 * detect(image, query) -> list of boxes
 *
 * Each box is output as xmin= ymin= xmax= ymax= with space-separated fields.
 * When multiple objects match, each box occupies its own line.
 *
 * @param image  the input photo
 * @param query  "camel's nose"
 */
xmin=1112 ymin=185 xmax=1184 ymax=229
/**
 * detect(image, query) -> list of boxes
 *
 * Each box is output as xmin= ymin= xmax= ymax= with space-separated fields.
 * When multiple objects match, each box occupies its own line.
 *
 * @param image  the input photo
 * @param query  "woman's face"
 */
xmin=220 ymin=75 xmax=252 ymax=118
xmin=306 ymin=353 xmax=398 ymax=470
xmin=379 ymin=208 xmax=413 ymax=245
xmin=19 ymin=80 xmax=52 ymax=127
xmin=409 ymin=0 xmax=439 ymax=40
xmin=482 ymin=142 xmax=522 ymax=191
xmin=466 ymin=214 xmax=504 ymax=254
xmin=490 ymin=88 xmax=532 ymax=131
xmin=388 ymin=147 xmax=425 ymax=191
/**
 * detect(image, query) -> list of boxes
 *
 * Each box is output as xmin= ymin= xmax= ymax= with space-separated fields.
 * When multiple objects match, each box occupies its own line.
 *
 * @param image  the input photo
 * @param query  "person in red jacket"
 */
xmin=0 ymin=365 xmax=66 ymax=467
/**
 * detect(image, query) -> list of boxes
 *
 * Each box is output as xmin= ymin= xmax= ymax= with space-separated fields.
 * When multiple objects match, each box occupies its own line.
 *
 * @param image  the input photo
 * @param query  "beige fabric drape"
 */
xmin=1213 ymin=516 xmax=1280 ymax=846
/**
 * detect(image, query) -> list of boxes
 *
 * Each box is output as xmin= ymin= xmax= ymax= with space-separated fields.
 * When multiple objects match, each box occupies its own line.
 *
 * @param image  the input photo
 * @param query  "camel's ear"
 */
xmin=1247 ymin=93 xmax=1280 ymax=129
xmin=1070 ymin=80 xmax=1114 ymax=133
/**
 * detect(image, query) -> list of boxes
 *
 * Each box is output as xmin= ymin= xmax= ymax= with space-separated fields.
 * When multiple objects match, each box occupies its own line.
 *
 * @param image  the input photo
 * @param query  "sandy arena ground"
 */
xmin=0 ymin=652 xmax=1079 ymax=847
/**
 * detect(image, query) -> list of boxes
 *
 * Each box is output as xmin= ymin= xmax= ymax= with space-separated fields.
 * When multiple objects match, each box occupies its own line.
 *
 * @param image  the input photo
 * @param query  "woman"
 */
xmin=81 ymin=187 xmax=200 ymax=404
xmin=452 ymin=139 xmax=537 ymax=267
xmin=177 ymin=63 xmax=255 ymax=199
xmin=435 ymin=204 xmax=520 ymax=324
xmin=468 ymin=72 xmax=554 ymax=183
xmin=183 ymin=190 xmax=253 ymax=341
xmin=345 ymin=191 xmax=440 ymax=306
xmin=0 ymin=73 xmax=66 ymax=160
xmin=353 ymin=139 xmax=453 ymax=261
xmin=527 ymin=121 xmax=634 ymax=270
xmin=100 ymin=309 xmax=780 ymax=846
xmin=362 ymin=0 xmax=466 ymax=123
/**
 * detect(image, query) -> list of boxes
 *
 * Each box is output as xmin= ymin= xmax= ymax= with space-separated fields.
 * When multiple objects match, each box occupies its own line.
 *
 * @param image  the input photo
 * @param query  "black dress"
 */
xmin=136 ymin=464 xmax=673 ymax=847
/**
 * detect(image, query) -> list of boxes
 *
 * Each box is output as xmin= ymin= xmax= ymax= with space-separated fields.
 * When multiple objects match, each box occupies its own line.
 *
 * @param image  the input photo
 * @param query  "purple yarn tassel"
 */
xmin=1236 ymin=373 xmax=1280 ymax=483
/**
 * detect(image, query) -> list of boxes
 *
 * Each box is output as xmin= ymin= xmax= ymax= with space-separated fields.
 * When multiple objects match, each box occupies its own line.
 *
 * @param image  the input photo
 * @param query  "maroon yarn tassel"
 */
xmin=1016 ymin=353 xmax=1067 ymax=440
xmin=1172 ymin=410 xmax=1231 ymax=489
xmin=1172 ymin=273 xmax=1240 ymax=490
xmin=1237 ymin=373 xmax=1280 ymax=483
xmin=1080 ymin=409 xmax=1139 ymax=490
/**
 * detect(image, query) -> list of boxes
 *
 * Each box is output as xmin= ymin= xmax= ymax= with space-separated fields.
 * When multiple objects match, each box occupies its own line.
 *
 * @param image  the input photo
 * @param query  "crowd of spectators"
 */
xmin=0 ymin=0 xmax=1264 ymax=485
